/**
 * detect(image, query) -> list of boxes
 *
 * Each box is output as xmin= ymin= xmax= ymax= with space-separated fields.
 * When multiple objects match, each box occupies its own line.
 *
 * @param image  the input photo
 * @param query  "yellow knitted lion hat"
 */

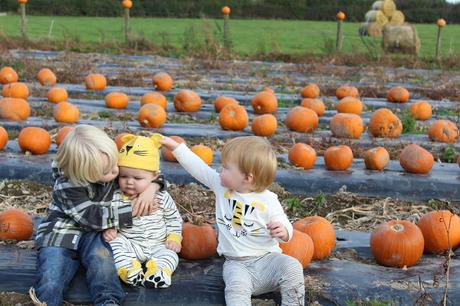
xmin=118 ymin=133 xmax=164 ymax=172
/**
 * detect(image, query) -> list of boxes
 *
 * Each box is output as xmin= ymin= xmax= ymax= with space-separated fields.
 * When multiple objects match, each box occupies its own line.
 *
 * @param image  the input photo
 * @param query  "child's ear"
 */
xmin=244 ymin=173 xmax=254 ymax=184
xmin=150 ymin=133 xmax=164 ymax=149
xmin=120 ymin=134 xmax=136 ymax=145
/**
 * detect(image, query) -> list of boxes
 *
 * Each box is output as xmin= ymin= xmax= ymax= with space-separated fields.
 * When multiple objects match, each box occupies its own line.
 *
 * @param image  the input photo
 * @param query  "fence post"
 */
xmin=122 ymin=0 xmax=133 ymax=44
xmin=435 ymin=18 xmax=446 ymax=62
xmin=18 ymin=0 xmax=28 ymax=40
xmin=222 ymin=6 xmax=231 ymax=51
xmin=336 ymin=11 xmax=345 ymax=52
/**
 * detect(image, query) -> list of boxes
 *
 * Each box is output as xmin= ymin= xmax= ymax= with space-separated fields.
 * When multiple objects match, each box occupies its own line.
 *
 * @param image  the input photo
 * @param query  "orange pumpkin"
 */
xmin=0 ymin=98 xmax=30 ymax=121
xmin=263 ymin=87 xmax=275 ymax=94
xmin=285 ymin=106 xmax=318 ymax=133
xmin=105 ymin=92 xmax=129 ymax=109
xmin=214 ymin=96 xmax=238 ymax=113
xmin=2 ymin=82 xmax=29 ymax=99
xmin=191 ymin=144 xmax=213 ymax=165
xmin=300 ymin=98 xmax=325 ymax=117
xmin=179 ymin=222 xmax=218 ymax=260
xmin=336 ymin=11 xmax=346 ymax=20
xmin=364 ymin=147 xmax=390 ymax=171
xmin=418 ymin=210 xmax=460 ymax=254
xmin=409 ymin=101 xmax=432 ymax=121
xmin=152 ymin=72 xmax=173 ymax=91
xmin=85 ymin=74 xmax=107 ymax=90
xmin=47 ymin=87 xmax=68 ymax=104
xmin=162 ymin=135 xmax=186 ymax=162
xmin=293 ymin=216 xmax=336 ymax=260
xmin=329 ymin=113 xmax=364 ymax=139
xmin=219 ymin=104 xmax=248 ymax=131
xmin=221 ymin=6 xmax=231 ymax=15
xmin=17 ymin=0 xmax=28 ymax=3
xmin=288 ymin=143 xmax=317 ymax=170
xmin=324 ymin=145 xmax=353 ymax=171
xmin=37 ymin=68 xmax=57 ymax=86
xmin=399 ymin=144 xmax=434 ymax=174
xmin=437 ymin=18 xmax=446 ymax=28
xmin=251 ymin=91 xmax=278 ymax=114
xmin=336 ymin=97 xmax=363 ymax=115
xmin=427 ymin=120 xmax=459 ymax=144
xmin=141 ymin=92 xmax=167 ymax=109
xmin=0 ymin=67 xmax=19 ymax=84
xmin=0 ymin=209 xmax=33 ymax=241
xmin=336 ymin=85 xmax=359 ymax=99
xmin=122 ymin=0 xmax=132 ymax=9
xmin=300 ymin=84 xmax=320 ymax=99
xmin=54 ymin=102 xmax=80 ymax=123
xmin=174 ymin=90 xmax=201 ymax=112
xmin=114 ymin=132 xmax=129 ymax=150
xmin=18 ymin=127 xmax=51 ymax=155
xmin=368 ymin=108 xmax=402 ymax=138
xmin=370 ymin=220 xmax=424 ymax=268
xmin=279 ymin=229 xmax=314 ymax=268
xmin=251 ymin=114 xmax=277 ymax=137
xmin=55 ymin=126 xmax=74 ymax=146
xmin=387 ymin=86 xmax=410 ymax=103
xmin=138 ymin=104 xmax=167 ymax=128
xmin=0 ymin=126 xmax=8 ymax=151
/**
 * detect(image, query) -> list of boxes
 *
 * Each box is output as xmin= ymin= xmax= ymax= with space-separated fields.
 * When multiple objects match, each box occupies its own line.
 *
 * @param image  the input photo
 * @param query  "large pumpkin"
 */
xmin=0 ymin=209 xmax=33 ymax=241
xmin=293 ymin=216 xmax=335 ymax=260
xmin=2 ymin=82 xmax=29 ymax=99
xmin=141 ymin=92 xmax=167 ymax=109
xmin=105 ymin=92 xmax=129 ymax=109
xmin=0 ymin=126 xmax=8 ymax=151
xmin=37 ymin=68 xmax=57 ymax=86
xmin=288 ymin=143 xmax=317 ymax=170
xmin=152 ymin=72 xmax=173 ymax=91
xmin=251 ymin=91 xmax=278 ymax=114
xmin=138 ymin=104 xmax=167 ymax=128
xmin=370 ymin=220 xmax=424 ymax=268
xmin=85 ymin=74 xmax=107 ymax=90
xmin=174 ymin=90 xmax=201 ymax=112
xmin=54 ymin=102 xmax=80 ymax=123
xmin=179 ymin=222 xmax=217 ymax=260
xmin=191 ymin=144 xmax=213 ymax=165
xmin=399 ymin=144 xmax=434 ymax=174
xmin=300 ymin=98 xmax=325 ymax=117
xmin=418 ymin=210 xmax=460 ymax=254
xmin=251 ymin=114 xmax=277 ymax=137
xmin=285 ymin=106 xmax=318 ymax=133
xmin=55 ymin=126 xmax=74 ymax=147
xmin=18 ymin=127 xmax=51 ymax=155
xmin=336 ymin=97 xmax=363 ymax=115
xmin=0 ymin=98 xmax=30 ymax=121
xmin=47 ymin=87 xmax=68 ymax=104
xmin=219 ymin=104 xmax=248 ymax=131
xmin=162 ymin=135 xmax=186 ymax=162
xmin=214 ymin=96 xmax=238 ymax=113
xmin=324 ymin=145 xmax=353 ymax=171
xmin=387 ymin=86 xmax=410 ymax=103
xmin=364 ymin=147 xmax=390 ymax=171
xmin=427 ymin=120 xmax=459 ymax=144
xmin=0 ymin=67 xmax=19 ymax=84
xmin=279 ymin=229 xmax=314 ymax=268
xmin=409 ymin=101 xmax=432 ymax=121
xmin=330 ymin=113 xmax=364 ymax=139
xmin=336 ymin=85 xmax=359 ymax=99
xmin=300 ymin=83 xmax=320 ymax=99
xmin=368 ymin=108 xmax=402 ymax=138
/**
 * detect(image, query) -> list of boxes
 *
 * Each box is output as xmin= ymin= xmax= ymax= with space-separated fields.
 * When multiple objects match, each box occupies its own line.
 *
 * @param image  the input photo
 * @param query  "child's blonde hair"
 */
xmin=221 ymin=136 xmax=277 ymax=192
xmin=56 ymin=125 xmax=118 ymax=185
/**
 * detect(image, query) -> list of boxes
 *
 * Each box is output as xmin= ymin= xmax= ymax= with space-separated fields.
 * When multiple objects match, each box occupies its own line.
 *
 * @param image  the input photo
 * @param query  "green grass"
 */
xmin=0 ymin=15 xmax=459 ymax=58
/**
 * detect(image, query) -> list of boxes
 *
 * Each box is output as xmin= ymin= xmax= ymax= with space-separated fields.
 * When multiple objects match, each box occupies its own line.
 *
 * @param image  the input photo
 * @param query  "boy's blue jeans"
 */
xmin=34 ymin=232 xmax=125 ymax=306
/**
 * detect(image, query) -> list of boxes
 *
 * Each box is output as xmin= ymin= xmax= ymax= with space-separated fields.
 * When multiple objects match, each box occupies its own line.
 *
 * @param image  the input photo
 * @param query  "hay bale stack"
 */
xmin=365 ymin=10 xmax=389 ymax=25
xmin=382 ymin=24 xmax=420 ymax=55
xmin=372 ymin=1 xmax=384 ymax=10
xmin=381 ymin=0 xmax=396 ymax=17
xmin=368 ymin=22 xmax=384 ymax=37
xmin=389 ymin=10 xmax=405 ymax=25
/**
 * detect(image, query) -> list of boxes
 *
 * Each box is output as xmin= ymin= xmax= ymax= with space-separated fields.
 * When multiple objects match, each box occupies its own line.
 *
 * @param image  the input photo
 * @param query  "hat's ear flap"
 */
xmin=120 ymin=134 xmax=136 ymax=145
xmin=150 ymin=133 xmax=164 ymax=150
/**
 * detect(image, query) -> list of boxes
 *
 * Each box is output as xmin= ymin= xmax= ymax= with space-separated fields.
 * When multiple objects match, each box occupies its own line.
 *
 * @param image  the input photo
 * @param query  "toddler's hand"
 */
xmin=102 ymin=228 xmax=117 ymax=242
xmin=160 ymin=137 xmax=180 ymax=151
xmin=267 ymin=221 xmax=289 ymax=242
xmin=165 ymin=240 xmax=181 ymax=253
xmin=131 ymin=190 xmax=160 ymax=217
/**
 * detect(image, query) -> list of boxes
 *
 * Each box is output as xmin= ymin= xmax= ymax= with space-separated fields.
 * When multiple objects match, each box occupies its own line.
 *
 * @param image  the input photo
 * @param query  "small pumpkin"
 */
xmin=370 ymin=220 xmax=424 ymax=268
xmin=18 ymin=127 xmax=51 ymax=155
xmin=288 ymin=143 xmax=317 ymax=170
xmin=251 ymin=114 xmax=277 ymax=137
xmin=300 ymin=98 xmax=325 ymax=117
xmin=387 ymin=86 xmax=410 ymax=103
xmin=427 ymin=120 xmax=459 ymax=144
xmin=418 ymin=210 xmax=460 ymax=254
xmin=336 ymin=97 xmax=363 ymax=115
xmin=409 ymin=101 xmax=432 ymax=121
xmin=152 ymin=72 xmax=173 ymax=91
xmin=54 ymin=102 xmax=80 ymax=123
xmin=0 ymin=209 xmax=33 ymax=241
xmin=37 ymin=68 xmax=57 ymax=86
xmin=219 ymin=104 xmax=248 ymax=131
xmin=368 ymin=108 xmax=402 ymax=138
xmin=114 ymin=132 xmax=129 ymax=150
xmin=85 ymin=74 xmax=107 ymax=91
xmin=324 ymin=145 xmax=353 ymax=171
xmin=138 ymin=104 xmax=167 ymax=128
xmin=285 ymin=106 xmax=318 ymax=133
xmin=279 ymin=229 xmax=314 ymax=268
xmin=162 ymin=136 xmax=186 ymax=162
xmin=437 ymin=18 xmax=446 ymax=28
xmin=329 ymin=113 xmax=364 ymax=139
xmin=47 ymin=87 xmax=68 ymax=104
xmin=17 ymin=0 xmax=28 ymax=3
xmin=191 ymin=144 xmax=213 ymax=165
xmin=179 ymin=222 xmax=218 ymax=260
xmin=2 ymin=82 xmax=29 ymax=99
xmin=293 ymin=216 xmax=336 ymax=260
xmin=0 ymin=126 xmax=8 ymax=151
xmin=251 ymin=91 xmax=278 ymax=114
xmin=0 ymin=67 xmax=18 ymax=84
xmin=141 ymin=92 xmax=167 ymax=109
xmin=263 ymin=87 xmax=274 ymax=94
xmin=300 ymin=84 xmax=320 ymax=99
xmin=0 ymin=98 xmax=30 ymax=121
xmin=122 ymin=0 xmax=132 ymax=9
xmin=364 ymin=147 xmax=390 ymax=171
xmin=221 ymin=6 xmax=231 ymax=15
xmin=399 ymin=144 xmax=434 ymax=174
xmin=55 ymin=126 xmax=74 ymax=147
xmin=174 ymin=89 xmax=201 ymax=112
xmin=105 ymin=92 xmax=129 ymax=109
xmin=214 ymin=96 xmax=238 ymax=113
xmin=336 ymin=85 xmax=359 ymax=99
xmin=336 ymin=11 xmax=346 ymax=20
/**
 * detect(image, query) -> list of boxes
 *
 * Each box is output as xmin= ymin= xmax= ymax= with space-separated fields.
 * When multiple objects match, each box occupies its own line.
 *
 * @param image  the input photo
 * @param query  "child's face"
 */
xmin=220 ymin=160 xmax=252 ymax=192
xmin=99 ymin=154 xmax=119 ymax=183
xmin=118 ymin=167 xmax=157 ymax=196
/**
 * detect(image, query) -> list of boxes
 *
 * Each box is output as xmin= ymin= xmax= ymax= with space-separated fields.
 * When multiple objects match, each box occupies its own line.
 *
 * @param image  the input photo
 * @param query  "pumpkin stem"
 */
xmin=391 ymin=223 xmax=404 ymax=232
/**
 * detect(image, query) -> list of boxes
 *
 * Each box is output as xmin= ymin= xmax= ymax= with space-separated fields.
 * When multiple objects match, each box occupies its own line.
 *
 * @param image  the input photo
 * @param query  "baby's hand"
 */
xmin=267 ymin=221 xmax=289 ymax=242
xmin=102 ymin=228 xmax=117 ymax=242
xmin=165 ymin=240 xmax=181 ymax=253
xmin=160 ymin=137 xmax=180 ymax=151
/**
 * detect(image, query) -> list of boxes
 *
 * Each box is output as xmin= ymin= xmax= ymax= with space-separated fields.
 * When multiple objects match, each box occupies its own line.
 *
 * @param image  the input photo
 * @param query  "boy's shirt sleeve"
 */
xmin=161 ymin=192 xmax=183 ymax=243
xmin=269 ymin=194 xmax=293 ymax=242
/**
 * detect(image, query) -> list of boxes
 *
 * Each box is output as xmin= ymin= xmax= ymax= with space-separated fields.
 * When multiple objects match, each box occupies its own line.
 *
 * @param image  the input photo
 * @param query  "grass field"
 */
xmin=0 ymin=15 xmax=459 ymax=58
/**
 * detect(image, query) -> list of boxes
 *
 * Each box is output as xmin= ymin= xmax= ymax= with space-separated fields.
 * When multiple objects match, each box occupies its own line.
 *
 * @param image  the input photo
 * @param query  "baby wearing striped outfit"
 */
xmin=103 ymin=134 xmax=182 ymax=289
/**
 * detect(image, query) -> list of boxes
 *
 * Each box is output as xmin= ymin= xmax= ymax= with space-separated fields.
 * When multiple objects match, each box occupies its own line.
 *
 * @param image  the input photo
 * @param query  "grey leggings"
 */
xmin=223 ymin=252 xmax=305 ymax=306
